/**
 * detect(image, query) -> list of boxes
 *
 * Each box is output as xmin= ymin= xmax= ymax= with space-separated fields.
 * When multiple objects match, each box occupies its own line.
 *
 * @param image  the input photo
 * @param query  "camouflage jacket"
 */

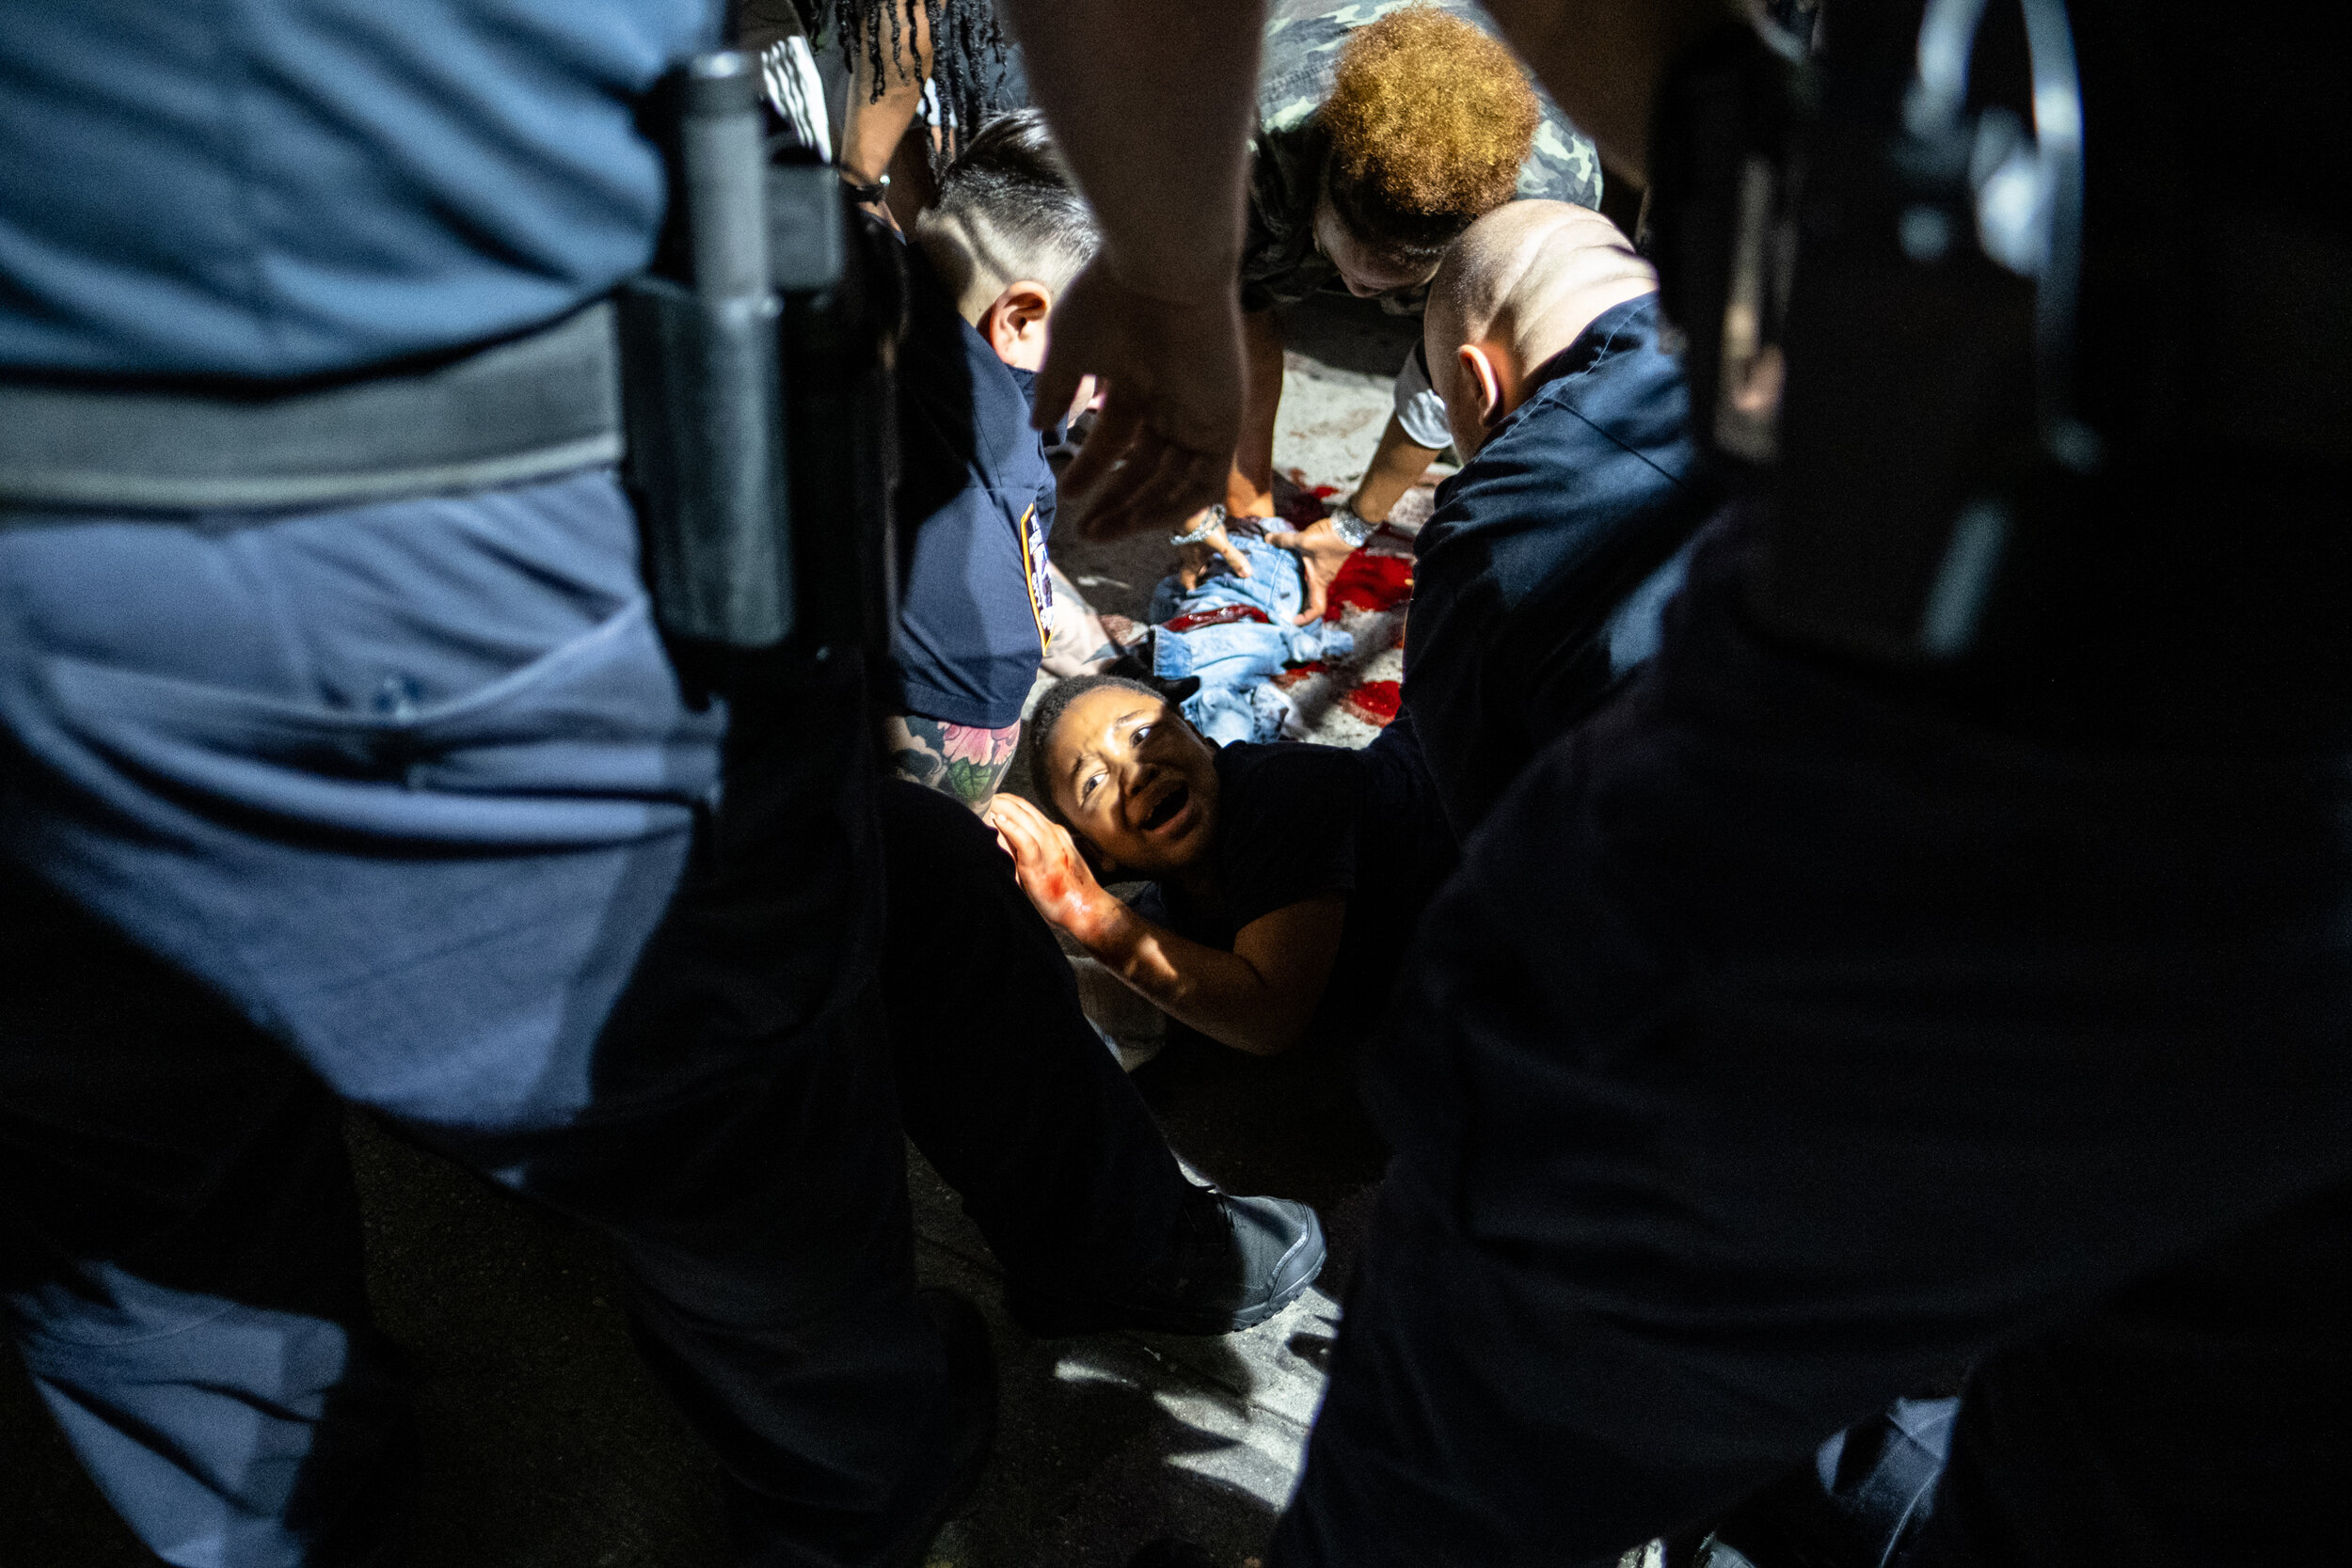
xmin=1242 ymin=0 xmax=1603 ymax=315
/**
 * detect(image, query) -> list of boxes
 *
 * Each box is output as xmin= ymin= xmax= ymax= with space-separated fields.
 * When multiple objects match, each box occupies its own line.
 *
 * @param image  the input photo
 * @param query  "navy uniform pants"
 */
xmin=1273 ymin=511 xmax=2352 ymax=1567
xmin=0 ymin=471 xmax=1185 ymax=1567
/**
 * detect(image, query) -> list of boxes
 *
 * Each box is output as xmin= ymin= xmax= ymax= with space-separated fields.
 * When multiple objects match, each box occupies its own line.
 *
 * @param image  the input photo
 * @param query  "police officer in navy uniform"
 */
xmin=0 ymin=3 xmax=1290 ymax=1565
xmin=1002 ymin=1 xmax=2352 ymax=1565
xmin=1399 ymin=198 xmax=1706 ymax=840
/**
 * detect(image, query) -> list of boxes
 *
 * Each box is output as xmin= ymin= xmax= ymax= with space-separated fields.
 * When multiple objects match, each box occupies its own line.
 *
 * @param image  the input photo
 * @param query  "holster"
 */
xmin=617 ymin=53 xmax=902 ymax=665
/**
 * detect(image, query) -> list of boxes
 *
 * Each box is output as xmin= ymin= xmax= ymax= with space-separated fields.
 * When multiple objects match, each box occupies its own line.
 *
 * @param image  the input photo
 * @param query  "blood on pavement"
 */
xmin=1340 ymin=679 xmax=1402 ymax=726
xmin=1324 ymin=552 xmax=1413 ymax=621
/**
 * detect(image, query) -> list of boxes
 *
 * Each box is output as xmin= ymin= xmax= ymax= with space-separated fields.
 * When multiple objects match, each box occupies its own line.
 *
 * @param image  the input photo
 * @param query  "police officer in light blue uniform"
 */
xmin=0 ymin=5 xmax=977 ymax=1563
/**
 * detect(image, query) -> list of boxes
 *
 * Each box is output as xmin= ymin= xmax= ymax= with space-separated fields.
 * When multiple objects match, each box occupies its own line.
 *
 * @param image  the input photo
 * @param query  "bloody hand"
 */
xmin=982 ymin=795 xmax=1118 ymax=943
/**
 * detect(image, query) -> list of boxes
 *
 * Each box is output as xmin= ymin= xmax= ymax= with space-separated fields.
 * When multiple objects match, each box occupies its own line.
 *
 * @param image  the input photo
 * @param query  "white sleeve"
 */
xmin=1392 ymin=344 xmax=1453 ymax=451
xmin=757 ymin=36 xmax=832 ymax=160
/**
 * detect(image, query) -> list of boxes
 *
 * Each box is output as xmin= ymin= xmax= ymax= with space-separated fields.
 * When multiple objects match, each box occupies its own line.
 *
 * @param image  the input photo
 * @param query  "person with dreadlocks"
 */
xmin=781 ymin=0 xmax=1024 ymax=232
xmin=1173 ymin=2 xmax=1604 ymax=622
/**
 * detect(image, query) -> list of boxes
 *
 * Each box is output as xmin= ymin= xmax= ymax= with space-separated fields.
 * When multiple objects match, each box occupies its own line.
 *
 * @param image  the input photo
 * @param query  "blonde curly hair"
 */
xmin=1320 ymin=5 xmax=1542 ymax=266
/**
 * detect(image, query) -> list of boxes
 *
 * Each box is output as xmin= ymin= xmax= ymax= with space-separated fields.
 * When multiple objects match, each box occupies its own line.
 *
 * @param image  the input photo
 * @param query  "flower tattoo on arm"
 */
xmin=882 ymin=713 xmax=1023 ymax=808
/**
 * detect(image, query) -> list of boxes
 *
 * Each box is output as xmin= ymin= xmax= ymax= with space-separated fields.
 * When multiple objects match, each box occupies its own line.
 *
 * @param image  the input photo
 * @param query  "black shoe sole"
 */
xmin=1009 ymin=1207 xmax=1327 ymax=1338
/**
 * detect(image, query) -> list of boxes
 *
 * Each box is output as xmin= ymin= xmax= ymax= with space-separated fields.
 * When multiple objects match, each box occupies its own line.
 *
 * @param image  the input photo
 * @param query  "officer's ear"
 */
xmin=983 ymin=281 xmax=1055 ymax=372
xmin=1457 ymin=343 xmax=1507 ymax=429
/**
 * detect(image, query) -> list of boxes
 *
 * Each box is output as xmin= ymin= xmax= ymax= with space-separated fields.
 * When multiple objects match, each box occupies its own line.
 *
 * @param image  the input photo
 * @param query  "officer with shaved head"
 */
xmin=1404 ymin=198 xmax=1710 ymax=836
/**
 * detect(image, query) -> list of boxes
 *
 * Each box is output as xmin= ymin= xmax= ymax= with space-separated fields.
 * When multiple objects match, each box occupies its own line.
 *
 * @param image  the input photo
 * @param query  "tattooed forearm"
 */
xmin=882 ymin=712 xmax=1022 ymax=808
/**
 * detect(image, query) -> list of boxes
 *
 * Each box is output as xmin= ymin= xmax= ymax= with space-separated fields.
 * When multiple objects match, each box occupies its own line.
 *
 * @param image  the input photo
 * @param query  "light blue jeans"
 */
xmin=1148 ymin=535 xmax=1353 ymax=744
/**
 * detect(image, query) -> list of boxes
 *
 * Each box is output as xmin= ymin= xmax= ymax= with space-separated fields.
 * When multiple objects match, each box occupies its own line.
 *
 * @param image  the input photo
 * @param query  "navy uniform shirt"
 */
xmin=1403 ymin=293 xmax=1708 ymax=837
xmin=888 ymin=245 xmax=1058 ymax=730
xmin=0 ymin=0 xmax=712 ymax=377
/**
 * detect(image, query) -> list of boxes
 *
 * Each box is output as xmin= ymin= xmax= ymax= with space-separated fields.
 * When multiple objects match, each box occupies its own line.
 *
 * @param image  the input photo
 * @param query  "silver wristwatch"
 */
xmin=1327 ymin=502 xmax=1375 ymax=548
xmin=1168 ymin=504 xmax=1227 ymax=546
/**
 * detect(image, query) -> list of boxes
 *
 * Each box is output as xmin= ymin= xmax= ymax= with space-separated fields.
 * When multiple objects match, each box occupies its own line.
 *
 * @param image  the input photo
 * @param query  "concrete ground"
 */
xmin=0 ymin=296 xmax=1433 ymax=1568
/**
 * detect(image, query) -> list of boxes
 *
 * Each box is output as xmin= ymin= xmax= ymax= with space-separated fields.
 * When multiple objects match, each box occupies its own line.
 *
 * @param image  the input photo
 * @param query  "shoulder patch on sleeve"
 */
xmin=1018 ymin=503 xmax=1052 ymax=653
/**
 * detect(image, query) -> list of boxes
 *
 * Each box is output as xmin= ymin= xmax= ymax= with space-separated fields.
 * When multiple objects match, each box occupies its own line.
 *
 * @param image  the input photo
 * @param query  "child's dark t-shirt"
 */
xmin=1150 ymin=721 xmax=1455 ymax=1047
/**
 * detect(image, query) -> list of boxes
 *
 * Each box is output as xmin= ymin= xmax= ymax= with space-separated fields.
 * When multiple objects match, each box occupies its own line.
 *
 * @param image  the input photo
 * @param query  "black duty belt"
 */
xmin=0 ymin=302 xmax=621 ymax=513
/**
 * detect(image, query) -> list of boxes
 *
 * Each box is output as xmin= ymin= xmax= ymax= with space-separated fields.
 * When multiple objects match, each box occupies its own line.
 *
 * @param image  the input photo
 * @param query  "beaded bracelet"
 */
xmin=1168 ymin=504 xmax=1227 ymax=546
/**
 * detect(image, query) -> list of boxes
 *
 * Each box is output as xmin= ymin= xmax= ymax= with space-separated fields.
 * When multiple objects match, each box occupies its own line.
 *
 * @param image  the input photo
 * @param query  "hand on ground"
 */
xmin=1032 ymin=261 xmax=1242 ymax=542
xmin=1174 ymin=509 xmax=1253 ymax=591
xmin=1264 ymin=515 xmax=1358 ymax=625
xmin=983 ymin=795 xmax=1112 ymax=940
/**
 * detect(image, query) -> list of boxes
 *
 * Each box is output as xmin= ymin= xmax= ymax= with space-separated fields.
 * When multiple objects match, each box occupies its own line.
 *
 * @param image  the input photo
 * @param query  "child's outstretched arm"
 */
xmin=983 ymin=795 xmax=1343 ymax=1055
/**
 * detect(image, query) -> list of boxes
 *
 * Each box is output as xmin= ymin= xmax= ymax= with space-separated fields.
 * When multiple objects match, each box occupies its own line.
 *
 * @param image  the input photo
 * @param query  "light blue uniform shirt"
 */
xmin=0 ymin=0 xmax=714 ymax=377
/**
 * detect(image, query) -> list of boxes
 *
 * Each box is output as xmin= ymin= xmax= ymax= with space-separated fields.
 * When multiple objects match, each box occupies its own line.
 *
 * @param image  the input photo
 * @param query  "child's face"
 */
xmin=1042 ymin=688 xmax=1220 ymax=878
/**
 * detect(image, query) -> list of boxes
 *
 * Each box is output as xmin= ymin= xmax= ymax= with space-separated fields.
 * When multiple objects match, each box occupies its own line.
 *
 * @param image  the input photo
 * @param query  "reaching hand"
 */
xmin=982 ymin=795 xmax=1117 ymax=942
xmin=1033 ymin=260 xmax=1243 ymax=544
xmin=1173 ymin=508 xmax=1253 ymax=591
xmin=1264 ymin=515 xmax=1358 ymax=626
